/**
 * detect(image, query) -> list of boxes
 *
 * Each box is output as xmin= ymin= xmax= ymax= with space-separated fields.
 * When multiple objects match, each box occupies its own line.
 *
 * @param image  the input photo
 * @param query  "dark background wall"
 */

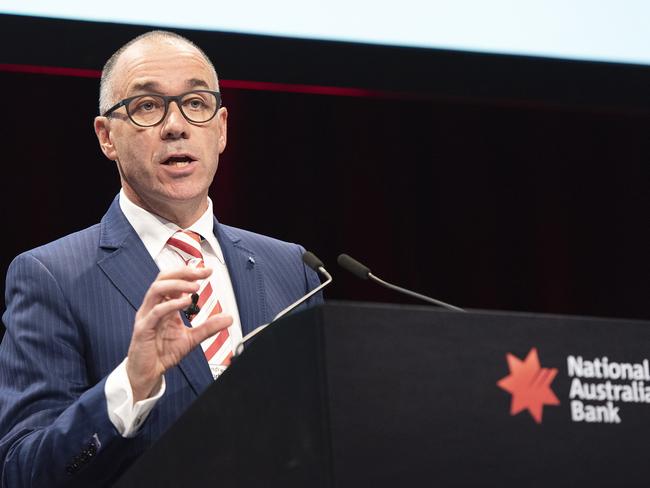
xmin=2 ymin=14 xmax=650 ymax=329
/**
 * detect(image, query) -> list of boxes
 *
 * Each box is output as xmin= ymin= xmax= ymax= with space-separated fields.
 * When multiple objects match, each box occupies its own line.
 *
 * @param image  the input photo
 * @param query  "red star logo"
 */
xmin=497 ymin=347 xmax=560 ymax=424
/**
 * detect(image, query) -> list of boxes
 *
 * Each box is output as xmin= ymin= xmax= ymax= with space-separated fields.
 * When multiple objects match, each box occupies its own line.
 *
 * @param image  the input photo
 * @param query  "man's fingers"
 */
xmin=147 ymin=295 xmax=193 ymax=321
xmin=140 ymin=279 xmax=201 ymax=312
xmin=190 ymin=314 xmax=233 ymax=345
xmin=139 ymin=267 xmax=212 ymax=312
xmin=156 ymin=266 xmax=212 ymax=281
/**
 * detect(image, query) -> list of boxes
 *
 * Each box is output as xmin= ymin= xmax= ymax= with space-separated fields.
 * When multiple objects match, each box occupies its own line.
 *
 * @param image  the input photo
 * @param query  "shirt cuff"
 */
xmin=104 ymin=357 xmax=166 ymax=438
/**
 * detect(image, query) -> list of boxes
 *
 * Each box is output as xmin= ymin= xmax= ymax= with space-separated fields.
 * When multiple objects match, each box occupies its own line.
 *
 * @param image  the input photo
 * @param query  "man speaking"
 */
xmin=0 ymin=31 xmax=321 ymax=487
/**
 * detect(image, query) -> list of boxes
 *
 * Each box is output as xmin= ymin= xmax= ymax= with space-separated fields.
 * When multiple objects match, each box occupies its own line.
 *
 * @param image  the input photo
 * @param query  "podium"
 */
xmin=116 ymin=302 xmax=650 ymax=487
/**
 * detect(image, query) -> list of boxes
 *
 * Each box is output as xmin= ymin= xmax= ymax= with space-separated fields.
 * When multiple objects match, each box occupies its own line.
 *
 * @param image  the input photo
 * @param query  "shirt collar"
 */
xmin=119 ymin=189 xmax=224 ymax=264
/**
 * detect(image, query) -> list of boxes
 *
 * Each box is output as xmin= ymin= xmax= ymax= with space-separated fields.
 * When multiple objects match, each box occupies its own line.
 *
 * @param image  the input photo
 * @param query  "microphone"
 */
xmin=183 ymin=293 xmax=200 ymax=319
xmin=234 ymin=251 xmax=333 ymax=354
xmin=337 ymin=253 xmax=464 ymax=312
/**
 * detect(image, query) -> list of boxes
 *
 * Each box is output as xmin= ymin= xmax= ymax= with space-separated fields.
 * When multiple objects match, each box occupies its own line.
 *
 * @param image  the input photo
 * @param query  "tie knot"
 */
xmin=167 ymin=230 xmax=204 ymax=261
xmin=184 ymin=230 xmax=202 ymax=244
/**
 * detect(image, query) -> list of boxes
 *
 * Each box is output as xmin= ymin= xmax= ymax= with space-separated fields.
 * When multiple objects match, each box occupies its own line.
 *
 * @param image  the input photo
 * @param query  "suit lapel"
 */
xmin=215 ymin=219 xmax=268 ymax=335
xmin=96 ymin=197 xmax=212 ymax=396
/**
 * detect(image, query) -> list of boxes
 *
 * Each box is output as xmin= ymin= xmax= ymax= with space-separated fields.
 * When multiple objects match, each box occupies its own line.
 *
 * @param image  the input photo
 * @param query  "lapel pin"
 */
xmin=247 ymin=256 xmax=256 ymax=269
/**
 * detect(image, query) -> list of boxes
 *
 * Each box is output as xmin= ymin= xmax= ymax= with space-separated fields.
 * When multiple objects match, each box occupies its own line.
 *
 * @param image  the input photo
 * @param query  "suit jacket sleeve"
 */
xmin=0 ymin=252 xmax=130 ymax=487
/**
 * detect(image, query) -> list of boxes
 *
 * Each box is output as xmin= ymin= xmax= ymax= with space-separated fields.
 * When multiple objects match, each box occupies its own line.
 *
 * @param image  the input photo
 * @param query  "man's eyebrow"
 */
xmin=130 ymin=81 xmax=163 ymax=94
xmin=187 ymin=78 xmax=211 ymax=89
xmin=128 ymin=79 xmax=211 ymax=95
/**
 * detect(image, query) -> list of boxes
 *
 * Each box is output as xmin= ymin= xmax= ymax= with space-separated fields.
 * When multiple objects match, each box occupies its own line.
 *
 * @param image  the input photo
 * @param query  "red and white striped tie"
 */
xmin=167 ymin=230 xmax=232 ymax=378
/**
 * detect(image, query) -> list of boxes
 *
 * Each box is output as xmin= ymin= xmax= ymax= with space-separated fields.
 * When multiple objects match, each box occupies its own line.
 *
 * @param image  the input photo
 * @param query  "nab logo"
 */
xmin=497 ymin=347 xmax=560 ymax=424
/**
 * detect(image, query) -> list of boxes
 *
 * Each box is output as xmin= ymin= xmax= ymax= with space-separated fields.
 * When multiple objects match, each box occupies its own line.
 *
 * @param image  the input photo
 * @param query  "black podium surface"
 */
xmin=116 ymin=302 xmax=650 ymax=487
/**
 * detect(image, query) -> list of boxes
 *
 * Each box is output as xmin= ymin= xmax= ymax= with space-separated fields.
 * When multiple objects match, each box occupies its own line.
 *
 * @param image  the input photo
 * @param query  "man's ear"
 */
xmin=217 ymin=107 xmax=228 ymax=154
xmin=94 ymin=116 xmax=118 ymax=161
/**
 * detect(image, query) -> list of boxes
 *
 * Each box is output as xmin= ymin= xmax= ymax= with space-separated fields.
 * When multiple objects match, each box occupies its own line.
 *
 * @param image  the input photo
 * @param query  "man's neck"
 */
xmin=122 ymin=189 xmax=209 ymax=229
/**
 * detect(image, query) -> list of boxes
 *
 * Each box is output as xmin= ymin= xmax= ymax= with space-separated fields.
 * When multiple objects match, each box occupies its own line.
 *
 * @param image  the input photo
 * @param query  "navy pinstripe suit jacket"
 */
xmin=0 ymin=197 xmax=322 ymax=487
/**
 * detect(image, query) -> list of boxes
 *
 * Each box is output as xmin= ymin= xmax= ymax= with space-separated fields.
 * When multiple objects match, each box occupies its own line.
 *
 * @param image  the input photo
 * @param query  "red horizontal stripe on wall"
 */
xmin=0 ymin=63 xmax=399 ymax=99
xmin=0 ymin=63 xmax=101 ymax=78
xmin=220 ymin=79 xmax=385 ymax=98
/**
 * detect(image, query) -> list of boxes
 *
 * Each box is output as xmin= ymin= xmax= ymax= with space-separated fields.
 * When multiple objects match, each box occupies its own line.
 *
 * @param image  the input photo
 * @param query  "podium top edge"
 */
xmin=321 ymin=299 xmax=650 ymax=326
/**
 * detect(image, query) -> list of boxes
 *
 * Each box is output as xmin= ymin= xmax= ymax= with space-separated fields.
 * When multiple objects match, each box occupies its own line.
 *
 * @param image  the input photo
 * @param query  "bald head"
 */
xmin=99 ymin=30 xmax=219 ymax=114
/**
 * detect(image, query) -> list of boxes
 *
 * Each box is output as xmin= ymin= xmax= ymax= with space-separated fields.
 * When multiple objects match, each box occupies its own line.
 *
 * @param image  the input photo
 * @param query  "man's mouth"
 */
xmin=163 ymin=156 xmax=195 ymax=168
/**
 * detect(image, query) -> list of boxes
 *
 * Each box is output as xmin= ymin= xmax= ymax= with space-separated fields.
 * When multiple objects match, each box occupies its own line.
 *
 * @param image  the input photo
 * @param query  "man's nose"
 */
xmin=160 ymin=101 xmax=189 ymax=139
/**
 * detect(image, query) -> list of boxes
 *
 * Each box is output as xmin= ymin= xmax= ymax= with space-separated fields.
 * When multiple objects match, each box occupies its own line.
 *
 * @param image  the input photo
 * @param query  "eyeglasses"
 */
xmin=102 ymin=90 xmax=222 ymax=127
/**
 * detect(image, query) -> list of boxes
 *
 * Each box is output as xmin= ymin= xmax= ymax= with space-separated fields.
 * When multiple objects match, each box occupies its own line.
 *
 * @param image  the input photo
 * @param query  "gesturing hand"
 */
xmin=126 ymin=266 xmax=233 ymax=402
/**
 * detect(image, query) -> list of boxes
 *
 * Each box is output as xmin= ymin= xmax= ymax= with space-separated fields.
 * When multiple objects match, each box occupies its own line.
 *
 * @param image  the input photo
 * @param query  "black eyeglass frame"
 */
xmin=102 ymin=90 xmax=222 ymax=127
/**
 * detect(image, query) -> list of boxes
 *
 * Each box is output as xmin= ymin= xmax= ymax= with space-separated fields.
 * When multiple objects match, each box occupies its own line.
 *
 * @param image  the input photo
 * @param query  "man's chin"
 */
xmin=158 ymin=187 xmax=211 ymax=210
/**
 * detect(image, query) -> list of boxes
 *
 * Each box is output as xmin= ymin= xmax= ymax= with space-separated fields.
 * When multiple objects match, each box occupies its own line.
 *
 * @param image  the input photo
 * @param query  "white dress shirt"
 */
xmin=104 ymin=190 xmax=242 ymax=437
